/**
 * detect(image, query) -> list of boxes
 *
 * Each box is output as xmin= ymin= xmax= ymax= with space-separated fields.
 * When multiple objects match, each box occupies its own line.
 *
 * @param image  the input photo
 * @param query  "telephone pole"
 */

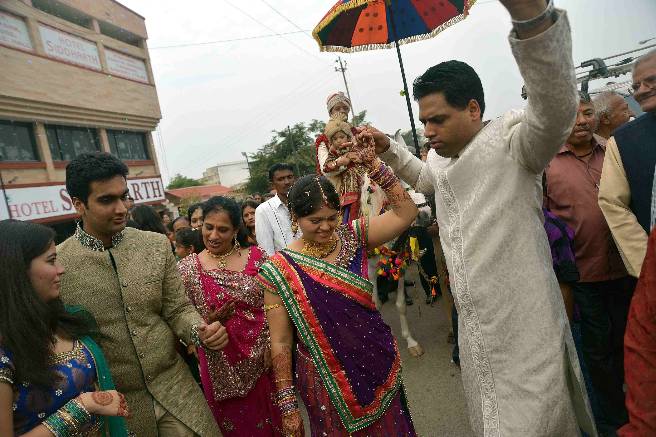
xmin=335 ymin=57 xmax=356 ymax=120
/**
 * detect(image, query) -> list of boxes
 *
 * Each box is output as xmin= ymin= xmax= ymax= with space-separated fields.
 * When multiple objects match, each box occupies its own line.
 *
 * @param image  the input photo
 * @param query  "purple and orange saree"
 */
xmin=258 ymin=221 xmax=416 ymax=435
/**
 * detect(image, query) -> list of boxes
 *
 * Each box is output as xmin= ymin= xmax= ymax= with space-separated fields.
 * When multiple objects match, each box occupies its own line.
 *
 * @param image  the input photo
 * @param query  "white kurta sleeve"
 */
xmin=507 ymin=10 xmax=578 ymax=174
xmin=380 ymin=139 xmax=434 ymax=195
xmin=255 ymin=204 xmax=275 ymax=256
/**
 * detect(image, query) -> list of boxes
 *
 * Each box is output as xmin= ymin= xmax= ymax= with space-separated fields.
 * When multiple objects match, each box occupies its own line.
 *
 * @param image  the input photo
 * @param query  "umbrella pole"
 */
xmin=388 ymin=1 xmax=420 ymax=157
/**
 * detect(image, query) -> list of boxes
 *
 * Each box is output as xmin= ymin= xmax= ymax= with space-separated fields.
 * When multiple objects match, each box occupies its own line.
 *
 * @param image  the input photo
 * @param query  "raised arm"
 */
xmin=506 ymin=4 xmax=578 ymax=173
xmin=350 ymin=135 xmax=417 ymax=251
xmin=598 ymin=137 xmax=648 ymax=277
xmin=372 ymin=130 xmax=434 ymax=195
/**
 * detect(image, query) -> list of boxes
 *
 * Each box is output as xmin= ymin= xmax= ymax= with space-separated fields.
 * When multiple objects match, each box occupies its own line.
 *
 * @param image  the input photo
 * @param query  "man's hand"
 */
xmin=499 ymin=0 xmax=552 ymax=39
xmin=198 ymin=321 xmax=229 ymax=351
xmin=499 ymin=0 xmax=547 ymax=19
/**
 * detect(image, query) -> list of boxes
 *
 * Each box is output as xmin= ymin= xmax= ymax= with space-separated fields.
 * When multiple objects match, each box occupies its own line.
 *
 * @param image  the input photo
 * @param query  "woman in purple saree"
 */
xmin=258 ymin=140 xmax=419 ymax=436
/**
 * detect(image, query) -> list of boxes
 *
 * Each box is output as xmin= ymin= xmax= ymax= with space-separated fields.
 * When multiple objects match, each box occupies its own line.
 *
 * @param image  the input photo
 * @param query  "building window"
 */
xmin=46 ymin=125 xmax=100 ymax=161
xmin=32 ymin=0 xmax=92 ymax=29
xmin=0 ymin=120 xmax=39 ymax=162
xmin=107 ymin=130 xmax=149 ymax=160
xmin=99 ymin=21 xmax=142 ymax=47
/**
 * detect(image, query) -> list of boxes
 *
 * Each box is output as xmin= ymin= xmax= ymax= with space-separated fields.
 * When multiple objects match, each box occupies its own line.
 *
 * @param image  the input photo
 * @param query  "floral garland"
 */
xmin=374 ymin=246 xmax=410 ymax=281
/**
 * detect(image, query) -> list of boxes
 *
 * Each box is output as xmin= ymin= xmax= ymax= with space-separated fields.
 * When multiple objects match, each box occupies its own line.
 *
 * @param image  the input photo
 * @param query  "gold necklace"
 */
xmin=206 ymin=244 xmax=238 ymax=269
xmin=301 ymin=235 xmax=338 ymax=259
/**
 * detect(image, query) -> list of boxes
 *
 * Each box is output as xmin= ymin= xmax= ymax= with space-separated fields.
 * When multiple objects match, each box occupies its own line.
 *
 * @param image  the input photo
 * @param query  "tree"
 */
xmin=167 ymin=174 xmax=202 ymax=189
xmin=245 ymin=111 xmax=369 ymax=194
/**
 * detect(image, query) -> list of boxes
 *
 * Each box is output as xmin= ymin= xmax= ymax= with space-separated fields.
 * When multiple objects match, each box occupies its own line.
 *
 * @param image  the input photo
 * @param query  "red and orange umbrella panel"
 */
xmin=313 ymin=0 xmax=475 ymax=52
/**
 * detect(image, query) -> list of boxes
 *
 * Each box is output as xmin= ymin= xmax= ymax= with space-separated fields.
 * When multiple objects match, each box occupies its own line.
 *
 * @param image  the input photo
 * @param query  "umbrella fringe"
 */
xmin=317 ymin=10 xmax=473 ymax=54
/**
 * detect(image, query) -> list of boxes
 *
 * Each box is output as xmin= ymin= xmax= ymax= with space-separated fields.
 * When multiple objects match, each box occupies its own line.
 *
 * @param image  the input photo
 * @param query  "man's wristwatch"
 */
xmin=511 ymin=0 xmax=557 ymax=33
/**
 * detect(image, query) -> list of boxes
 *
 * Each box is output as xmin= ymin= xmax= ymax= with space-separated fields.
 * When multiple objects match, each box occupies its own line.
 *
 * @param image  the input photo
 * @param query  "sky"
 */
xmin=119 ymin=0 xmax=656 ymax=183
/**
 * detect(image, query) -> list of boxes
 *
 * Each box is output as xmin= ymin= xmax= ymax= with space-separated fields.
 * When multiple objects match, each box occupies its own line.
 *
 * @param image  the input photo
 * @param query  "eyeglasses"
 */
xmin=628 ymin=74 xmax=656 ymax=94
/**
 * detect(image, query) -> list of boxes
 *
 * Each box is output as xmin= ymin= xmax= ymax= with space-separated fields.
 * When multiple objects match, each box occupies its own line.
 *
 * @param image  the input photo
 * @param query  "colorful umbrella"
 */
xmin=313 ymin=0 xmax=476 ymax=154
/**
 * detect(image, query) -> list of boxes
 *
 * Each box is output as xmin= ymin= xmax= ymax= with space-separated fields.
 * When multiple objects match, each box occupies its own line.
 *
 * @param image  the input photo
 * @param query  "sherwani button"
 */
xmin=131 ymin=330 xmax=137 ymax=336
xmin=139 ymin=353 xmax=145 ymax=358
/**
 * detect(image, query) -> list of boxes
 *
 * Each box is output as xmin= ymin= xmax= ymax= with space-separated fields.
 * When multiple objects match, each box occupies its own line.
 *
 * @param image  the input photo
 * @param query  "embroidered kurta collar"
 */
xmin=74 ymin=223 xmax=124 ymax=252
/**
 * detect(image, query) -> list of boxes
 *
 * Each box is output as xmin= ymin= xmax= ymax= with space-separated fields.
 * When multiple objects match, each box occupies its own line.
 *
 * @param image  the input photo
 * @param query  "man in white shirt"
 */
xmin=255 ymin=163 xmax=298 ymax=255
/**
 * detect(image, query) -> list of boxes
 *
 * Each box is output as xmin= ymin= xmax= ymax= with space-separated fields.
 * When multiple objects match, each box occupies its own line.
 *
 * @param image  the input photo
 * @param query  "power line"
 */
xmin=258 ymin=0 xmax=313 ymax=39
xmin=222 ymin=0 xmax=321 ymax=60
xmin=150 ymin=30 xmax=310 ymax=49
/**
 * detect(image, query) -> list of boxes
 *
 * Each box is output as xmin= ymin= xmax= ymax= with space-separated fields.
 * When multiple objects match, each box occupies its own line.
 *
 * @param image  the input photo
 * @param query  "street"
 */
xmin=379 ymin=269 xmax=473 ymax=437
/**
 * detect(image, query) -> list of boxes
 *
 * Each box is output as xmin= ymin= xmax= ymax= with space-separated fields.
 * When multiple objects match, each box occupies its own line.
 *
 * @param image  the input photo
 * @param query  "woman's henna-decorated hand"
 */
xmin=272 ymin=345 xmax=293 ymax=389
xmin=282 ymin=410 xmax=305 ymax=437
xmin=207 ymin=300 xmax=236 ymax=325
xmin=79 ymin=390 xmax=130 ymax=417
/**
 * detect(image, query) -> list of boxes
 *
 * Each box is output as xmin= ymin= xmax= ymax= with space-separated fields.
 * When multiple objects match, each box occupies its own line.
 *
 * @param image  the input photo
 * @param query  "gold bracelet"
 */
xmin=264 ymin=303 xmax=282 ymax=312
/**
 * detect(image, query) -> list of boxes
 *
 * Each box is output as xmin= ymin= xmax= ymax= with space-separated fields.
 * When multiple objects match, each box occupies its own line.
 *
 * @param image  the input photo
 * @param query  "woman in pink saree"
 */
xmin=179 ymin=196 xmax=282 ymax=436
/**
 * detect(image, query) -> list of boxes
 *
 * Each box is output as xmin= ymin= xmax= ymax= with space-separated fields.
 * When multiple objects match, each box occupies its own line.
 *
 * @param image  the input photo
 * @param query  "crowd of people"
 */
xmin=1 ymin=0 xmax=655 ymax=436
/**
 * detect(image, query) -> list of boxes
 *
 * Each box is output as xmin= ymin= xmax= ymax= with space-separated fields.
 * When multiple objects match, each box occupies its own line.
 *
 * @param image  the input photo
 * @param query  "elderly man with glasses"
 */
xmin=599 ymin=49 xmax=656 ymax=279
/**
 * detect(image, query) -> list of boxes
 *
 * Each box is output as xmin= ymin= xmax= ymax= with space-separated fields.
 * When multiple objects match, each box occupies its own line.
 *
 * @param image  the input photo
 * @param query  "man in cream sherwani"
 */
xmin=371 ymin=0 xmax=596 ymax=435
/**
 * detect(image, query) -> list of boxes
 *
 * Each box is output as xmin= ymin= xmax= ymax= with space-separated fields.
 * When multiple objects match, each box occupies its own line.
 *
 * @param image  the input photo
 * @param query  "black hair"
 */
xmin=241 ymin=200 xmax=259 ymax=239
xmin=65 ymin=152 xmax=129 ymax=204
xmin=287 ymin=175 xmax=340 ymax=218
xmin=187 ymin=203 xmax=204 ymax=222
xmin=0 ymin=220 xmax=98 ymax=386
xmin=175 ymin=228 xmax=204 ymax=253
xmin=412 ymin=60 xmax=485 ymax=117
xmin=268 ymin=163 xmax=295 ymax=182
xmin=126 ymin=219 xmax=140 ymax=229
xmin=131 ymin=205 xmax=168 ymax=235
xmin=241 ymin=200 xmax=259 ymax=220
xmin=202 ymin=196 xmax=251 ymax=247
xmin=171 ymin=216 xmax=190 ymax=229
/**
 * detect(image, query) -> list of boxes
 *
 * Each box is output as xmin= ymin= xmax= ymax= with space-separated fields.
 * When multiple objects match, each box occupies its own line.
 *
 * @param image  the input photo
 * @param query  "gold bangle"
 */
xmin=264 ymin=303 xmax=282 ymax=312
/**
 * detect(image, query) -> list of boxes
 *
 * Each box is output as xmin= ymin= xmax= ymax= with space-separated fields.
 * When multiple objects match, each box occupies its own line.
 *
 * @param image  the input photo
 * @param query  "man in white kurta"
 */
xmin=377 ymin=6 xmax=595 ymax=437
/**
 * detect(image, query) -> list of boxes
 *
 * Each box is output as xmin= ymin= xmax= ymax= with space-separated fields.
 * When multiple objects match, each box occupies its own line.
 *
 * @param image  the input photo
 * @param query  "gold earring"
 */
xmin=233 ymin=234 xmax=241 ymax=251
xmin=291 ymin=219 xmax=298 ymax=234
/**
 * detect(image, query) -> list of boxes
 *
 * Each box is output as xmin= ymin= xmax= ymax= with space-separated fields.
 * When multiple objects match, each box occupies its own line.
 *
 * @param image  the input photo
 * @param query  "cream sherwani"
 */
xmin=381 ymin=11 xmax=595 ymax=437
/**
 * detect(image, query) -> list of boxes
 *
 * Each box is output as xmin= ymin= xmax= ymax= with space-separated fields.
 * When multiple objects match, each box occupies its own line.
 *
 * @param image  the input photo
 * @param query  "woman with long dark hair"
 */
xmin=131 ymin=205 xmax=168 ymax=235
xmin=241 ymin=200 xmax=259 ymax=246
xmin=259 ymin=138 xmax=419 ymax=436
xmin=0 ymin=219 xmax=129 ymax=436
xmin=178 ymin=197 xmax=282 ymax=435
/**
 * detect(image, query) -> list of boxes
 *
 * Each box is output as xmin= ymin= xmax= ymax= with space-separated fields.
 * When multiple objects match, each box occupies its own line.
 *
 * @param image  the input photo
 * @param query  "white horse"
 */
xmin=368 ymin=188 xmax=429 ymax=358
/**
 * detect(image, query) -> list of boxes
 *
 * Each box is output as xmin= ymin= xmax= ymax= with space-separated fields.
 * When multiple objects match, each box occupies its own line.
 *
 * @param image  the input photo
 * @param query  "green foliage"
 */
xmin=352 ymin=110 xmax=367 ymax=126
xmin=167 ymin=174 xmax=202 ymax=189
xmin=244 ymin=111 xmax=368 ymax=194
